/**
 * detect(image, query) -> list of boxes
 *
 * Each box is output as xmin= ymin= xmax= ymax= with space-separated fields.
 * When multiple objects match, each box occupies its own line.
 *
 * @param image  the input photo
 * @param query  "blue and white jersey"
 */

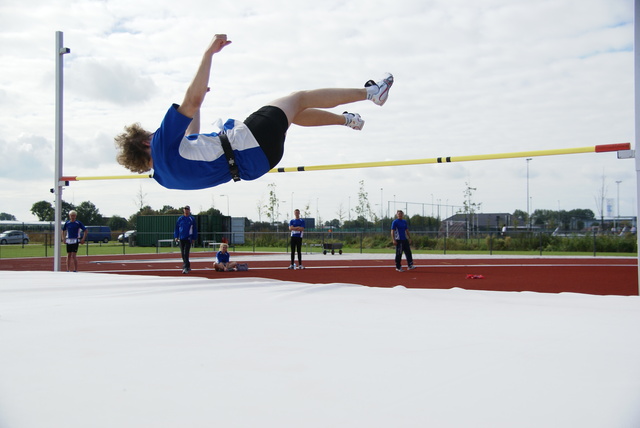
xmin=216 ymin=251 xmax=230 ymax=264
xmin=62 ymin=220 xmax=86 ymax=244
xmin=391 ymin=219 xmax=409 ymax=240
xmin=151 ymin=104 xmax=271 ymax=190
xmin=289 ymin=218 xmax=305 ymax=237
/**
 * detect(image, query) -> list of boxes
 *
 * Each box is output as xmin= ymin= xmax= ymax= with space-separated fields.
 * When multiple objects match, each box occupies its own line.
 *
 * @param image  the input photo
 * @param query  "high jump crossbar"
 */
xmin=59 ymin=143 xmax=631 ymax=182
xmin=271 ymin=142 xmax=631 ymax=173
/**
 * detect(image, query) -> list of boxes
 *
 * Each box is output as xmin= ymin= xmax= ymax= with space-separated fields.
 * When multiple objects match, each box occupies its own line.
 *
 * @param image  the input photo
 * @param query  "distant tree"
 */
xmin=138 ymin=205 xmax=158 ymax=216
xmin=75 ymin=201 xmax=104 ymax=225
xmin=159 ymin=205 xmax=181 ymax=214
xmin=354 ymin=180 xmax=376 ymax=225
xmin=255 ymin=196 xmax=265 ymax=222
xmin=107 ymin=215 xmax=128 ymax=231
xmin=61 ymin=201 xmax=75 ymax=219
xmin=594 ymin=171 xmax=608 ymax=229
xmin=0 ymin=212 xmax=17 ymax=221
xmin=31 ymin=201 xmax=54 ymax=221
xmin=569 ymin=208 xmax=595 ymax=220
xmin=325 ymin=218 xmax=341 ymax=228
xmin=135 ymin=185 xmax=147 ymax=211
xmin=335 ymin=203 xmax=346 ymax=227
xmin=409 ymin=214 xmax=440 ymax=231
xmin=343 ymin=216 xmax=375 ymax=230
xmin=264 ymin=183 xmax=281 ymax=223
xmin=302 ymin=202 xmax=312 ymax=219
xmin=512 ymin=209 xmax=528 ymax=225
xmin=198 ymin=207 xmax=224 ymax=216
xmin=460 ymin=181 xmax=482 ymax=216
xmin=128 ymin=205 xmax=158 ymax=229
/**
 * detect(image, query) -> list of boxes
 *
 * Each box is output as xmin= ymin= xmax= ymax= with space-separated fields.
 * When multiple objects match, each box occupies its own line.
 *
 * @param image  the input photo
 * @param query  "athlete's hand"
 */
xmin=208 ymin=34 xmax=232 ymax=54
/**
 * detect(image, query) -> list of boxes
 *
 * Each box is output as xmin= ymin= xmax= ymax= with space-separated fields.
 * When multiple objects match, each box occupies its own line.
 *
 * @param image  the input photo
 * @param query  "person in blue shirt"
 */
xmin=114 ymin=34 xmax=393 ymax=190
xmin=214 ymin=243 xmax=237 ymax=272
xmin=391 ymin=210 xmax=415 ymax=272
xmin=288 ymin=209 xmax=306 ymax=269
xmin=174 ymin=205 xmax=197 ymax=274
xmin=62 ymin=210 xmax=88 ymax=272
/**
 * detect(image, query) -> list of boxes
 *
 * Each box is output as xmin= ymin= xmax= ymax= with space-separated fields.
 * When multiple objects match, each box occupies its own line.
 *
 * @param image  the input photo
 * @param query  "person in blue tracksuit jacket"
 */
xmin=174 ymin=205 xmax=197 ymax=274
xmin=391 ymin=210 xmax=415 ymax=272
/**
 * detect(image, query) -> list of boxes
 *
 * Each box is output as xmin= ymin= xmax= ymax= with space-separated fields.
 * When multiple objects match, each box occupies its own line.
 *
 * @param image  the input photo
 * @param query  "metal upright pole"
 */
xmin=635 ymin=0 xmax=640 ymax=294
xmin=54 ymin=31 xmax=70 ymax=271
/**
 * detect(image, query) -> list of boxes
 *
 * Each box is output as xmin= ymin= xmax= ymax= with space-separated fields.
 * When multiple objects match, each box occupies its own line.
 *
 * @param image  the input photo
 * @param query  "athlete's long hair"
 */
xmin=114 ymin=123 xmax=153 ymax=173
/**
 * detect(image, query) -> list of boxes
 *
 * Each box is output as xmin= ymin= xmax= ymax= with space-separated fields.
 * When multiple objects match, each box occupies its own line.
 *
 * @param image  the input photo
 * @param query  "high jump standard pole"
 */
xmin=54 ymin=31 xmax=70 ymax=272
xmin=635 ymin=0 xmax=639 ymax=293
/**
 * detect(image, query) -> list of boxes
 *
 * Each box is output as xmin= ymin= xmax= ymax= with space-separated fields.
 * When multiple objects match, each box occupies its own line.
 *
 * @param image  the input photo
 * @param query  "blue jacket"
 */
xmin=174 ymin=215 xmax=197 ymax=240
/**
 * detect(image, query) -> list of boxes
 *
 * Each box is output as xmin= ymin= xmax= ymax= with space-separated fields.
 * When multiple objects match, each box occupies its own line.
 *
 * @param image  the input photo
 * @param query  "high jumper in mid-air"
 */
xmin=114 ymin=33 xmax=393 ymax=190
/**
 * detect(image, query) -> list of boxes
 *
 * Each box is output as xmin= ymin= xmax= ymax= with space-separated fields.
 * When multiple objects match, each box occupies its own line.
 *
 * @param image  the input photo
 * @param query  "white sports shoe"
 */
xmin=288 ymin=264 xmax=296 ymax=270
xmin=297 ymin=264 xmax=305 ymax=270
xmin=343 ymin=112 xmax=364 ymax=130
xmin=366 ymin=73 xmax=394 ymax=106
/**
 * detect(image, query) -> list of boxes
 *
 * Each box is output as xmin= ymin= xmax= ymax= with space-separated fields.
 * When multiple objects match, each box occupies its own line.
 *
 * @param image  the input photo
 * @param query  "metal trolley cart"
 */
xmin=322 ymin=242 xmax=343 ymax=255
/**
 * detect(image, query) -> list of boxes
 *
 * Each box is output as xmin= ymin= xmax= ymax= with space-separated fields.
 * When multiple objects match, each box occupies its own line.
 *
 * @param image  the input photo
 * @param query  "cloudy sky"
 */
xmin=0 ymin=0 xmax=634 ymax=224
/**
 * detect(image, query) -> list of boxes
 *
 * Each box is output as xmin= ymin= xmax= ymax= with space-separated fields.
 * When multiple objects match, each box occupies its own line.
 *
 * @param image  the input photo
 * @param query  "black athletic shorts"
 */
xmin=66 ymin=243 xmax=79 ymax=253
xmin=243 ymin=106 xmax=289 ymax=169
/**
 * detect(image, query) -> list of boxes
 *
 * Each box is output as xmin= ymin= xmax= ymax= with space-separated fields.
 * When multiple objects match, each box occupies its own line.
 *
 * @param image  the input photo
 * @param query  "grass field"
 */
xmin=0 ymin=242 xmax=636 ymax=259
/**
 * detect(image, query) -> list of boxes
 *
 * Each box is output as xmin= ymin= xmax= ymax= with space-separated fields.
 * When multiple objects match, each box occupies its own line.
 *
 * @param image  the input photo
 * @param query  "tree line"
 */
xmin=27 ymin=200 xmax=223 ymax=231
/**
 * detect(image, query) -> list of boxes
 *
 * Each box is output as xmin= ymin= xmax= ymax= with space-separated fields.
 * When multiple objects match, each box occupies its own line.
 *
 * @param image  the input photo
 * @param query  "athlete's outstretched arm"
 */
xmin=178 ymin=34 xmax=231 ymax=119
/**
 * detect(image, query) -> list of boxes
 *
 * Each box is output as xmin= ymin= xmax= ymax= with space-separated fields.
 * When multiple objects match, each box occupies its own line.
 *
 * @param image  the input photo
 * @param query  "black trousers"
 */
xmin=179 ymin=239 xmax=192 ymax=269
xmin=395 ymin=239 xmax=413 ymax=269
xmin=291 ymin=236 xmax=303 ymax=264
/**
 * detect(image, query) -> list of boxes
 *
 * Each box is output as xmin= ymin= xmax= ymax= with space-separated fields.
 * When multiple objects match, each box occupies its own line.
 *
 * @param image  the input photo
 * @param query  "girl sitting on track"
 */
xmin=214 ymin=243 xmax=238 ymax=272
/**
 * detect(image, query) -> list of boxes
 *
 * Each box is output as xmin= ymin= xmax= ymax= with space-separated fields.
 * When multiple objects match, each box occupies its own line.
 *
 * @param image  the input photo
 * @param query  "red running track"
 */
xmin=0 ymin=252 xmax=637 ymax=296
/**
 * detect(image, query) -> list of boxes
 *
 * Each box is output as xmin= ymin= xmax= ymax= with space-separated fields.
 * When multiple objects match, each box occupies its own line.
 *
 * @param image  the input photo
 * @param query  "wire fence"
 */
xmin=0 ymin=229 xmax=636 ymax=259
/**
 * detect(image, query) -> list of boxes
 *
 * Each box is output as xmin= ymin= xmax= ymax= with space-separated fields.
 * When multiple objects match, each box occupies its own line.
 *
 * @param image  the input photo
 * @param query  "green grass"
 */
xmin=0 ymin=243 xmax=636 ymax=259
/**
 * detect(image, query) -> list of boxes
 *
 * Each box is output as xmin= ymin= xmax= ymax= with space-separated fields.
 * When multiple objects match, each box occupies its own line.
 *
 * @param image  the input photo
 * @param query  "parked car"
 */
xmin=0 ymin=230 xmax=29 ymax=245
xmin=86 ymin=226 xmax=112 ymax=243
xmin=117 ymin=230 xmax=137 ymax=243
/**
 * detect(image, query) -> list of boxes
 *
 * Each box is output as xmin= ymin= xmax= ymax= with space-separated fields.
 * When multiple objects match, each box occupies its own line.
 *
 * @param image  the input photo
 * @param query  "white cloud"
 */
xmin=67 ymin=58 xmax=158 ymax=105
xmin=0 ymin=0 xmax=634 ymax=222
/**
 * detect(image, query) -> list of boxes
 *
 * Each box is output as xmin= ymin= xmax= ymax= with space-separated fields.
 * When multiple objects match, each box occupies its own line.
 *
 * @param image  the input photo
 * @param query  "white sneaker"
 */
xmin=288 ymin=264 xmax=296 ymax=270
xmin=407 ymin=265 xmax=416 ymax=270
xmin=297 ymin=264 xmax=305 ymax=270
xmin=366 ymin=73 xmax=394 ymax=106
xmin=396 ymin=268 xmax=404 ymax=272
xmin=343 ymin=112 xmax=364 ymax=130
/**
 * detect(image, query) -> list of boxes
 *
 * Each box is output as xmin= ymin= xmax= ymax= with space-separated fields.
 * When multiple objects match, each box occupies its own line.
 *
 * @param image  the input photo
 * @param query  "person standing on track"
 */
xmin=175 ymin=205 xmax=198 ymax=274
xmin=391 ymin=210 xmax=415 ymax=272
xmin=62 ymin=210 xmax=88 ymax=272
xmin=288 ymin=209 xmax=305 ymax=269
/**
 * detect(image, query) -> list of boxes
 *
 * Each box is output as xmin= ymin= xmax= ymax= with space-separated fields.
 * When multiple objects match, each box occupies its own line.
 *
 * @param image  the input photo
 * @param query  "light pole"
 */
xmin=526 ymin=158 xmax=532 ymax=229
xmin=219 ymin=194 xmax=229 ymax=217
xmin=431 ymin=194 xmax=434 ymax=218
xmin=616 ymin=180 xmax=622 ymax=230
